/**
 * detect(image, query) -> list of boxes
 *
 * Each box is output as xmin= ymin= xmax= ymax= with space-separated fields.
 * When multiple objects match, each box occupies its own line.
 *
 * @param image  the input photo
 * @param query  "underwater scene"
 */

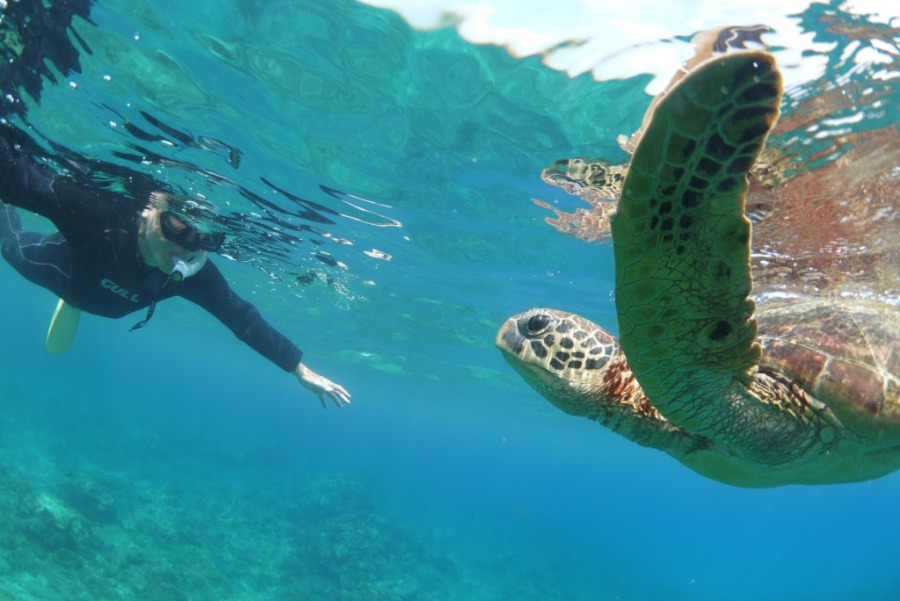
xmin=0 ymin=0 xmax=898 ymax=599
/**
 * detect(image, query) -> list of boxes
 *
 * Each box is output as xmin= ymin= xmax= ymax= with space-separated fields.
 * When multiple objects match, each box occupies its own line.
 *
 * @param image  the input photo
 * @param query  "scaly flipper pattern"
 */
xmin=613 ymin=52 xmax=781 ymax=440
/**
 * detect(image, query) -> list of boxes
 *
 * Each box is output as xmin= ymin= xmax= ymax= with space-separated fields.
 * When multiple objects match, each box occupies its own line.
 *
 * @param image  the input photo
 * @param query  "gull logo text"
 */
xmin=101 ymin=278 xmax=140 ymax=303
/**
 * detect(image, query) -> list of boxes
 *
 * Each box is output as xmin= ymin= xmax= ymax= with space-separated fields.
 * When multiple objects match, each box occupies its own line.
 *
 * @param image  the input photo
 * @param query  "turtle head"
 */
xmin=495 ymin=309 xmax=622 ymax=417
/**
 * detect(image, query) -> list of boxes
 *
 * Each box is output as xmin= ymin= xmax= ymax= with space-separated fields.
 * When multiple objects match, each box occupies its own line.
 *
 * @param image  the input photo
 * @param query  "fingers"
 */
xmin=318 ymin=384 xmax=351 ymax=409
xmin=295 ymin=363 xmax=351 ymax=409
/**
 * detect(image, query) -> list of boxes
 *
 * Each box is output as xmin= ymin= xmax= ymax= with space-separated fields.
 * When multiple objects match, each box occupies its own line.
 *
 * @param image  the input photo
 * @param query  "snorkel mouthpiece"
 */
xmin=171 ymin=262 xmax=186 ymax=282
xmin=170 ymin=252 xmax=208 ymax=281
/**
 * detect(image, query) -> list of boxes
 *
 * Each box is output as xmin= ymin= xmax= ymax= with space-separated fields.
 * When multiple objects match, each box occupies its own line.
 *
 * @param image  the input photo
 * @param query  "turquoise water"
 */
xmin=1 ymin=0 xmax=898 ymax=599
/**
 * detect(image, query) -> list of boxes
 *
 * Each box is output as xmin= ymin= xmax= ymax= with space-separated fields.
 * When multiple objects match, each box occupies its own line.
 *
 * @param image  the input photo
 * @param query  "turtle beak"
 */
xmin=495 ymin=317 xmax=526 ymax=356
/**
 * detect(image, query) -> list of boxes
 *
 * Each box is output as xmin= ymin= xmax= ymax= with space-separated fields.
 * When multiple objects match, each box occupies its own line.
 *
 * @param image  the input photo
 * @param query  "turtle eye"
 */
xmin=525 ymin=312 xmax=552 ymax=335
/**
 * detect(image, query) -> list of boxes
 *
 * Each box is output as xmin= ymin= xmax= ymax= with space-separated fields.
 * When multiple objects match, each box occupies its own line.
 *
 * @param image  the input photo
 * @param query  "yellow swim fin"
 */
xmin=45 ymin=298 xmax=81 ymax=354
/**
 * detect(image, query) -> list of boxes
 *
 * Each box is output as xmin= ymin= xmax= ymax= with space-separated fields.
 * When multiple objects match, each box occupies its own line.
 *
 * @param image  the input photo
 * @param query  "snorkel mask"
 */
xmin=156 ymin=198 xmax=225 ymax=281
xmin=159 ymin=210 xmax=225 ymax=253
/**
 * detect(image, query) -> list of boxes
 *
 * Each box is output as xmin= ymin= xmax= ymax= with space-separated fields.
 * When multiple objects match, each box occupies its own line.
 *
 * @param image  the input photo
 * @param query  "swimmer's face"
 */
xmin=138 ymin=208 xmax=203 ymax=272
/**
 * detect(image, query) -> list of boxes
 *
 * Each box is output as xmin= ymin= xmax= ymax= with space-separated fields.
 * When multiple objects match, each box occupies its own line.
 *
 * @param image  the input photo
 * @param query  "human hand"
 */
xmin=293 ymin=362 xmax=351 ymax=409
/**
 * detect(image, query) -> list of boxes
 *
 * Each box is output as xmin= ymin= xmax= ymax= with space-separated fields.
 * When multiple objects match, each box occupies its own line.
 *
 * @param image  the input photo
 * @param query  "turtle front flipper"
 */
xmin=612 ymin=52 xmax=788 ymax=453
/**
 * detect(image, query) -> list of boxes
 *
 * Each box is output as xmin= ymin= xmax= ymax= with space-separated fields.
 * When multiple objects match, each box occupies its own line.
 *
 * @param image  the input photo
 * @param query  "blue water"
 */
xmin=1 ymin=0 xmax=898 ymax=599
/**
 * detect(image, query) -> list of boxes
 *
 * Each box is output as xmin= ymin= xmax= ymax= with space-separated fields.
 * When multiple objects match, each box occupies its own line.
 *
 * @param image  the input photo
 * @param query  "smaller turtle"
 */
xmin=538 ymin=25 xmax=790 ymax=245
xmin=496 ymin=51 xmax=900 ymax=487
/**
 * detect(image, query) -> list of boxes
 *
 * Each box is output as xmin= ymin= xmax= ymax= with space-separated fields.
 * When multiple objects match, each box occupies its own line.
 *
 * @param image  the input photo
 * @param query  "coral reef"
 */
xmin=0 ymin=458 xmax=577 ymax=601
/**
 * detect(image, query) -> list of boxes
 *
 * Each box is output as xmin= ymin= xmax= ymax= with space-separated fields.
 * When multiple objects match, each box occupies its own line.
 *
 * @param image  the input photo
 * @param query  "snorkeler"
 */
xmin=0 ymin=131 xmax=350 ymax=408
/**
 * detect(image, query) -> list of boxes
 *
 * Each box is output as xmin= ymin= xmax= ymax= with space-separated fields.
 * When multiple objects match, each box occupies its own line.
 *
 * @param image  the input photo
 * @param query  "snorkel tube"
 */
xmin=170 ymin=252 xmax=208 ymax=282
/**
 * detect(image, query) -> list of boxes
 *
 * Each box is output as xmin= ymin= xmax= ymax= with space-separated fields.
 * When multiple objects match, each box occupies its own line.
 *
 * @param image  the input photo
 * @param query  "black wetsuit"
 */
xmin=0 ymin=136 xmax=303 ymax=371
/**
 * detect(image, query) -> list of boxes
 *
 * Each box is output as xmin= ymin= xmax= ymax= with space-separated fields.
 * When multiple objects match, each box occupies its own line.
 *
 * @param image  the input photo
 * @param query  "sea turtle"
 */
xmin=496 ymin=50 xmax=900 ymax=487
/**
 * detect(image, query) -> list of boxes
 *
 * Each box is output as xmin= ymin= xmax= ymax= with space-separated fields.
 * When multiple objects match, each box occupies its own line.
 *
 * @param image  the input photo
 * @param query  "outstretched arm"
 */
xmin=180 ymin=262 xmax=352 ymax=407
xmin=293 ymin=362 xmax=351 ymax=409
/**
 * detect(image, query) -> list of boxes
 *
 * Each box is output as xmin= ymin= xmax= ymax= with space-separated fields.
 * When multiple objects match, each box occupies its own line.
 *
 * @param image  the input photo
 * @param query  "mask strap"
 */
xmin=129 ymin=300 xmax=158 ymax=331
xmin=129 ymin=273 xmax=173 ymax=332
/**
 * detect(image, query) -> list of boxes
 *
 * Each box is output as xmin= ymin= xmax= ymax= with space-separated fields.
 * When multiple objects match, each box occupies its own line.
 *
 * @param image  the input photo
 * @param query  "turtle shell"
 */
xmin=757 ymin=299 xmax=900 ymax=440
